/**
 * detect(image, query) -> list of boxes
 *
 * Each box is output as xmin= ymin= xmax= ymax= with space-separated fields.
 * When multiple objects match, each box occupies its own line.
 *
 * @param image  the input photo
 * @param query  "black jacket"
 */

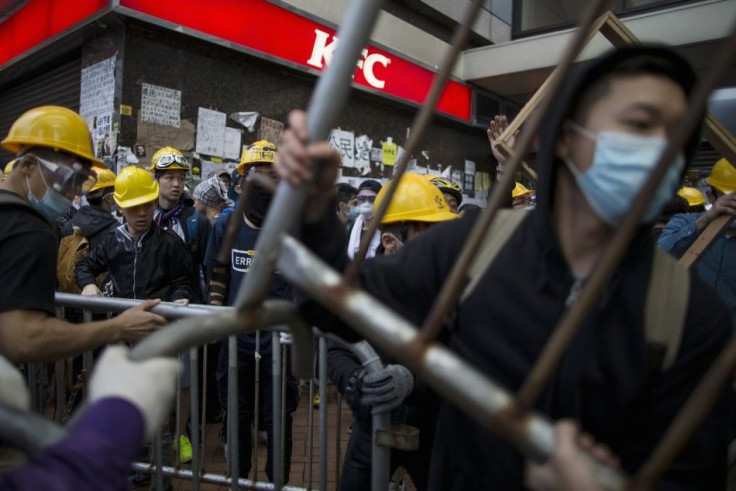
xmin=300 ymin=46 xmax=734 ymax=490
xmin=61 ymin=206 xmax=119 ymax=251
xmin=75 ymin=224 xmax=194 ymax=302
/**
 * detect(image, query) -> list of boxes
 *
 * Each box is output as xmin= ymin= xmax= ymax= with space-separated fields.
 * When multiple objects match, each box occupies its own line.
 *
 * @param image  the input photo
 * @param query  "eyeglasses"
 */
xmin=33 ymin=155 xmax=97 ymax=196
xmin=153 ymin=153 xmax=190 ymax=169
xmin=357 ymin=194 xmax=376 ymax=203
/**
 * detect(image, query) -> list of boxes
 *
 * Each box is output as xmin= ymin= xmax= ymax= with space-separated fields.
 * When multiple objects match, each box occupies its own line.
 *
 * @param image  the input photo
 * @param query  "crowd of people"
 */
xmin=0 ymin=43 xmax=733 ymax=491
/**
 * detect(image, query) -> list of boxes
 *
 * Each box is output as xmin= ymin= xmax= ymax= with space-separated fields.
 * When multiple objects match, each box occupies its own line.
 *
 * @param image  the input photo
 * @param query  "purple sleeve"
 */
xmin=0 ymin=398 xmax=144 ymax=491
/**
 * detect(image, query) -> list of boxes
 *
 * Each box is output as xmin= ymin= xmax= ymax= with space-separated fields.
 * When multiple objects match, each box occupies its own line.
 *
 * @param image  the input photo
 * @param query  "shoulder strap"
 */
xmin=0 ymin=191 xmax=46 ymax=220
xmin=186 ymin=211 xmax=199 ymax=248
xmin=645 ymin=248 xmax=690 ymax=372
xmin=460 ymin=209 xmax=528 ymax=302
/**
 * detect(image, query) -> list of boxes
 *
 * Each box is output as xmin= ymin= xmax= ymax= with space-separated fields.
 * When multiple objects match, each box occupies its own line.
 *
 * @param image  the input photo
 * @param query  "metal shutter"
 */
xmin=0 ymin=58 xmax=81 ymax=164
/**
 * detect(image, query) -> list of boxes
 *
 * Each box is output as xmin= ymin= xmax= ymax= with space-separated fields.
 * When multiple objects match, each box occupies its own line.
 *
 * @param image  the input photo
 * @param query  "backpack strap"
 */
xmin=185 ymin=211 xmax=199 ymax=253
xmin=460 ymin=209 xmax=528 ymax=302
xmin=645 ymin=248 xmax=690 ymax=373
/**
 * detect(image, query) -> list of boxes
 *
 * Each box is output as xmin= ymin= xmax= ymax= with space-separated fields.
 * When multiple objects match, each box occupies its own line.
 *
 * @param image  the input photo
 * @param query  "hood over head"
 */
xmin=534 ymin=45 xmax=700 ymax=221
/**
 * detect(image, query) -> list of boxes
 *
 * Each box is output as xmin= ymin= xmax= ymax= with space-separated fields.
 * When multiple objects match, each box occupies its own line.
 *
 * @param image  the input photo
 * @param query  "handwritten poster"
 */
xmin=196 ymin=107 xmax=226 ymax=157
xmin=259 ymin=117 xmax=283 ymax=145
xmin=329 ymin=129 xmax=355 ymax=168
xmin=224 ymin=127 xmax=242 ymax=161
xmin=382 ymin=140 xmax=398 ymax=166
xmin=354 ymin=135 xmax=372 ymax=175
xmin=79 ymin=56 xmax=116 ymax=130
xmin=141 ymin=83 xmax=181 ymax=128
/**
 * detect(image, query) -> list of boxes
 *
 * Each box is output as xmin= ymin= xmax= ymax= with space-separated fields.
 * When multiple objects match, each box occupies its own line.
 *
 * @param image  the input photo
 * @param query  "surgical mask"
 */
xmin=347 ymin=206 xmax=360 ymax=221
xmin=564 ymin=122 xmax=685 ymax=228
xmin=26 ymin=170 xmax=71 ymax=220
xmin=358 ymin=201 xmax=373 ymax=219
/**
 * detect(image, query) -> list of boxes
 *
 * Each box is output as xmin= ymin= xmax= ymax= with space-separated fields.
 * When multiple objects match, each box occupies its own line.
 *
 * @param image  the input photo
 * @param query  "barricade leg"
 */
xmin=227 ymin=335 xmax=239 ymax=489
xmin=272 ymin=331 xmax=283 ymax=489
xmin=318 ymin=337 xmax=327 ymax=491
xmin=190 ymin=347 xmax=201 ymax=491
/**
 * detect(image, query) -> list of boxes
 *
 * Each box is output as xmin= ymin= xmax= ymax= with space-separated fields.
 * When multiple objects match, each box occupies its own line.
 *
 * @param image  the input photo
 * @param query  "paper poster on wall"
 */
xmin=259 ymin=117 xmax=284 ymax=145
xmin=200 ymin=160 xmax=238 ymax=182
xmin=370 ymin=147 xmax=382 ymax=163
xmin=464 ymin=160 xmax=476 ymax=176
xmin=196 ymin=107 xmax=227 ymax=157
xmin=141 ymin=83 xmax=181 ymax=128
xmin=224 ymin=127 xmax=242 ymax=161
xmin=79 ymin=56 xmax=116 ymax=130
xmin=382 ymin=139 xmax=397 ymax=166
xmin=354 ymin=135 xmax=372 ymax=175
xmin=329 ymin=129 xmax=355 ymax=168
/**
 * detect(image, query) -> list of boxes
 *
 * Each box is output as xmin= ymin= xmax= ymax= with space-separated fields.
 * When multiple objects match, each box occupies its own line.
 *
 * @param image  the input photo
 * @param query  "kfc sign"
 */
xmin=307 ymin=29 xmax=391 ymax=90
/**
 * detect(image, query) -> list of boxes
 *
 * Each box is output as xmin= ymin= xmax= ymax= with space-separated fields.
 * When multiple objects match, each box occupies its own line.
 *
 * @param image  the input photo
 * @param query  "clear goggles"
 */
xmin=153 ymin=153 xmax=190 ymax=169
xmin=33 ymin=154 xmax=97 ymax=196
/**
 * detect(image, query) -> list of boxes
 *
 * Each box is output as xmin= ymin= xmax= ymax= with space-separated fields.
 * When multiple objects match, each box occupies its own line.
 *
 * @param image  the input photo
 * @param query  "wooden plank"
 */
xmin=678 ymin=215 xmax=734 ymax=269
xmin=496 ymin=141 xmax=538 ymax=181
xmin=703 ymin=114 xmax=736 ymax=165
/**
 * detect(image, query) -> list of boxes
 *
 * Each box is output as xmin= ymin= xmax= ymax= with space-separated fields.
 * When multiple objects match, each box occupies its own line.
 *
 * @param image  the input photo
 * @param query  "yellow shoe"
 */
xmin=312 ymin=393 xmax=320 ymax=408
xmin=177 ymin=434 xmax=192 ymax=464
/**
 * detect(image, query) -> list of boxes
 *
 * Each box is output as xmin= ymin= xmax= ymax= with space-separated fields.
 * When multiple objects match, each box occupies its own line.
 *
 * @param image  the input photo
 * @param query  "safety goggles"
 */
xmin=33 ymin=154 xmax=97 ymax=196
xmin=153 ymin=153 xmax=190 ymax=169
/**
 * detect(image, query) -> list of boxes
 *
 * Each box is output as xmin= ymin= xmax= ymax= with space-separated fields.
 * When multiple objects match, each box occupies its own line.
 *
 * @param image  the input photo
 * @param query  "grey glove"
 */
xmin=360 ymin=364 xmax=414 ymax=414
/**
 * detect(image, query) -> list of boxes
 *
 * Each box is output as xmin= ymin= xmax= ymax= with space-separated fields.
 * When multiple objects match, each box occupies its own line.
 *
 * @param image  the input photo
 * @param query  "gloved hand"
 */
xmin=360 ymin=364 xmax=414 ymax=415
xmin=89 ymin=345 xmax=180 ymax=440
xmin=0 ymin=356 xmax=30 ymax=411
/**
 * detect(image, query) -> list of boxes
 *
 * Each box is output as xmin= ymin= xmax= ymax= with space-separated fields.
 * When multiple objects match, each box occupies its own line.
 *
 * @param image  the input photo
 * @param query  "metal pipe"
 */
xmin=190 ymin=346 xmax=201 ymax=491
xmin=232 ymin=0 xmax=387 ymax=311
xmin=82 ymin=310 xmax=93 ymax=401
xmin=281 ymin=341 xmax=288 ymax=487
xmin=200 ymin=343 xmax=209 ymax=474
xmin=272 ymin=332 xmax=283 ymax=489
xmin=0 ymin=402 xmax=66 ymax=454
xmin=318 ymin=337 xmax=328 ymax=491
xmin=55 ymin=359 xmax=65 ymax=423
xmin=515 ymin=20 xmax=736 ymax=413
xmin=345 ymin=0 xmax=485 ymax=282
xmin=254 ymin=330 xmax=262 ymax=482
xmin=55 ymin=292 xmax=218 ymax=318
xmin=129 ymin=462 xmax=308 ymax=490
xmin=278 ymin=236 xmax=627 ymax=489
xmin=154 ymin=431 xmax=164 ymax=490
xmin=228 ymin=335 xmax=240 ymax=489
xmin=175 ymin=360 xmax=182 ymax=468
xmin=306 ymin=378 xmax=314 ymax=490
xmin=419 ymin=0 xmax=607 ymax=343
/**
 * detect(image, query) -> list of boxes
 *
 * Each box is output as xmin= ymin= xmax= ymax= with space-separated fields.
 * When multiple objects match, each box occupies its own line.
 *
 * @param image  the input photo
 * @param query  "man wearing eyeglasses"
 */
xmin=347 ymin=179 xmax=382 ymax=260
xmin=0 ymin=106 xmax=166 ymax=365
xmin=150 ymin=146 xmax=212 ymax=304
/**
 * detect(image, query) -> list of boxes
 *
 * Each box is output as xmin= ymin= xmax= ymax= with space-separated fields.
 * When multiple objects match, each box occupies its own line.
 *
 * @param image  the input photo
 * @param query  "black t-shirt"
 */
xmin=0 ymin=191 xmax=57 ymax=315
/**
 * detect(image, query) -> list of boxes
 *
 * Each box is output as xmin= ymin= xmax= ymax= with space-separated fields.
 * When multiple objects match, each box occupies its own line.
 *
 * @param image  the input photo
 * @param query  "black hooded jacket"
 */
xmin=61 ymin=206 xmax=119 ymax=251
xmin=299 ymin=46 xmax=734 ymax=490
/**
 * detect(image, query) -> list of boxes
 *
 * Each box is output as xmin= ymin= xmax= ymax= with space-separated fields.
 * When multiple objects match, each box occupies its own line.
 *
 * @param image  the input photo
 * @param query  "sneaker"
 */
xmin=312 ymin=393 xmax=320 ymax=408
xmin=219 ymin=424 xmax=228 ymax=463
xmin=175 ymin=434 xmax=192 ymax=464
xmin=127 ymin=470 xmax=149 ymax=488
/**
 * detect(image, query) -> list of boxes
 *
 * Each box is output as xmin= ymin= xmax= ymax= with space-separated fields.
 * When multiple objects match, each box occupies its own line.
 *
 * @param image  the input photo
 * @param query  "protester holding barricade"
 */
xmin=0 ymin=345 xmax=180 ymax=490
xmin=658 ymin=158 xmax=736 ymax=322
xmin=0 ymin=106 xmax=166 ymax=364
xmin=204 ymin=140 xmax=300 ymax=483
xmin=150 ymin=146 xmax=211 ymax=303
xmin=277 ymin=46 xmax=734 ymax=489
xmin=329 ymin=172 xmax=457 ymax=490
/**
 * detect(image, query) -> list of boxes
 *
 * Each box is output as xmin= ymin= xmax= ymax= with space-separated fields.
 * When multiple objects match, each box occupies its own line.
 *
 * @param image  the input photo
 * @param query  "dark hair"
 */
xmin=359 ymin=179 xmax=382 ymax=194
xmin=336 ymin=183 xmax=358 ymax=204
xmin=571 ymin=54 xmax=695 ymax=124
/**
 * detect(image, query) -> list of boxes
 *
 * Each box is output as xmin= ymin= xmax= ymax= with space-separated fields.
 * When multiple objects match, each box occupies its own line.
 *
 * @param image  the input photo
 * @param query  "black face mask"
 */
xmin=244 ymin=184 xmax=273 ymax=228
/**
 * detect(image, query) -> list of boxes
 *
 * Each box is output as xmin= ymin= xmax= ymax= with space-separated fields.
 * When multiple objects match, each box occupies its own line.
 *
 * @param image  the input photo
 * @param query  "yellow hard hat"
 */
xmin=150 ymin=146 xmax=190 ymax=172
xmin=676 ymin=186 xmax=706 ymax=207
xmin=512 ymin=182 xmax=533 ymax=199
xmin=89 ymin=167 xmax=116 ymax=192
xmin=114 ymin=166 xmax=159 ymax=208
xmin=238 ymin=140 xmax=277 ymax=175
xmin=1 ymin=106 xmax=104 ymax=169
xmin=706 ymin=158 xmax=736 ymax=194
xmin=424 ymin=174 xmax=463 ymax=205
xmin=2 ymin=159 xmax=16 ymax=180
xmin=376 ymin=173 xmax=459 ymax=225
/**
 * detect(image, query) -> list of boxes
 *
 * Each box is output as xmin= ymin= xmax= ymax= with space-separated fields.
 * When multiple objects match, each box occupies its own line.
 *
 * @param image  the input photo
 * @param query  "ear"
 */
xmin=381 ymin=232 xmax=398 ymax=254
xmin=17 ymin=155 xmax=37 ymax=176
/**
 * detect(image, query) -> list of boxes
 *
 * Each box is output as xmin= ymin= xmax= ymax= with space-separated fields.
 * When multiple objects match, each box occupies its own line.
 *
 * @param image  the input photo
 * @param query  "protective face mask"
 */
xmin=26 ymin=170 xmax=71 ymax=220
xmin=347 ymin=206 xmax=360 ymax=221
xmin=358 ymin=201 xmax=374 ymax=219
xmin=564 ymin=122 xmax=685 ymax=228
xmin=244 ymin=184 xmax=273 ymax=228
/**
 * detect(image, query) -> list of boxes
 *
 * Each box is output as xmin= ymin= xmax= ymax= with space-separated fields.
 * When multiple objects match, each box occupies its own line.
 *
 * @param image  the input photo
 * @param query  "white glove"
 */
xmin=89 ymin=345 xmax=180 ymax=440
xmin=0 ymin=356 xmax=30 ymax=411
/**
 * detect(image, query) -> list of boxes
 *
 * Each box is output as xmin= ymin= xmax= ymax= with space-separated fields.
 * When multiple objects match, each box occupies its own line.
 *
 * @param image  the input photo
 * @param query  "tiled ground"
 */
xmin=167 ymin=383 xmax=354 ymax=491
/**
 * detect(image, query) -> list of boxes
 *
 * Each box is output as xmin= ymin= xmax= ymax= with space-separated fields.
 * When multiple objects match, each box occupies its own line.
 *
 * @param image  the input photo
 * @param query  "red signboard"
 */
xmin=119 ymin=0 xmax=472 ymax=121
xmin=0 ymin=0 xmax=108 ymax=67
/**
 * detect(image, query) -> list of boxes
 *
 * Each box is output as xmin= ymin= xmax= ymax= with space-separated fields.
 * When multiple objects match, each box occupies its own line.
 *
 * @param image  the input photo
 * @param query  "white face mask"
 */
xmin=564 ymin=122 xmax=685 ymax=228
xmin=358 ymin=201 xmax=374 ymax=219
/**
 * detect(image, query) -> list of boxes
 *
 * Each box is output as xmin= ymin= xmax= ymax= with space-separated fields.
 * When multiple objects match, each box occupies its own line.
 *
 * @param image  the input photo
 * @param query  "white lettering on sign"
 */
xmin=306 ymin=29 xmax=390 ymax=90
xmin=232 ymin=249 xmax=256 ymax=273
